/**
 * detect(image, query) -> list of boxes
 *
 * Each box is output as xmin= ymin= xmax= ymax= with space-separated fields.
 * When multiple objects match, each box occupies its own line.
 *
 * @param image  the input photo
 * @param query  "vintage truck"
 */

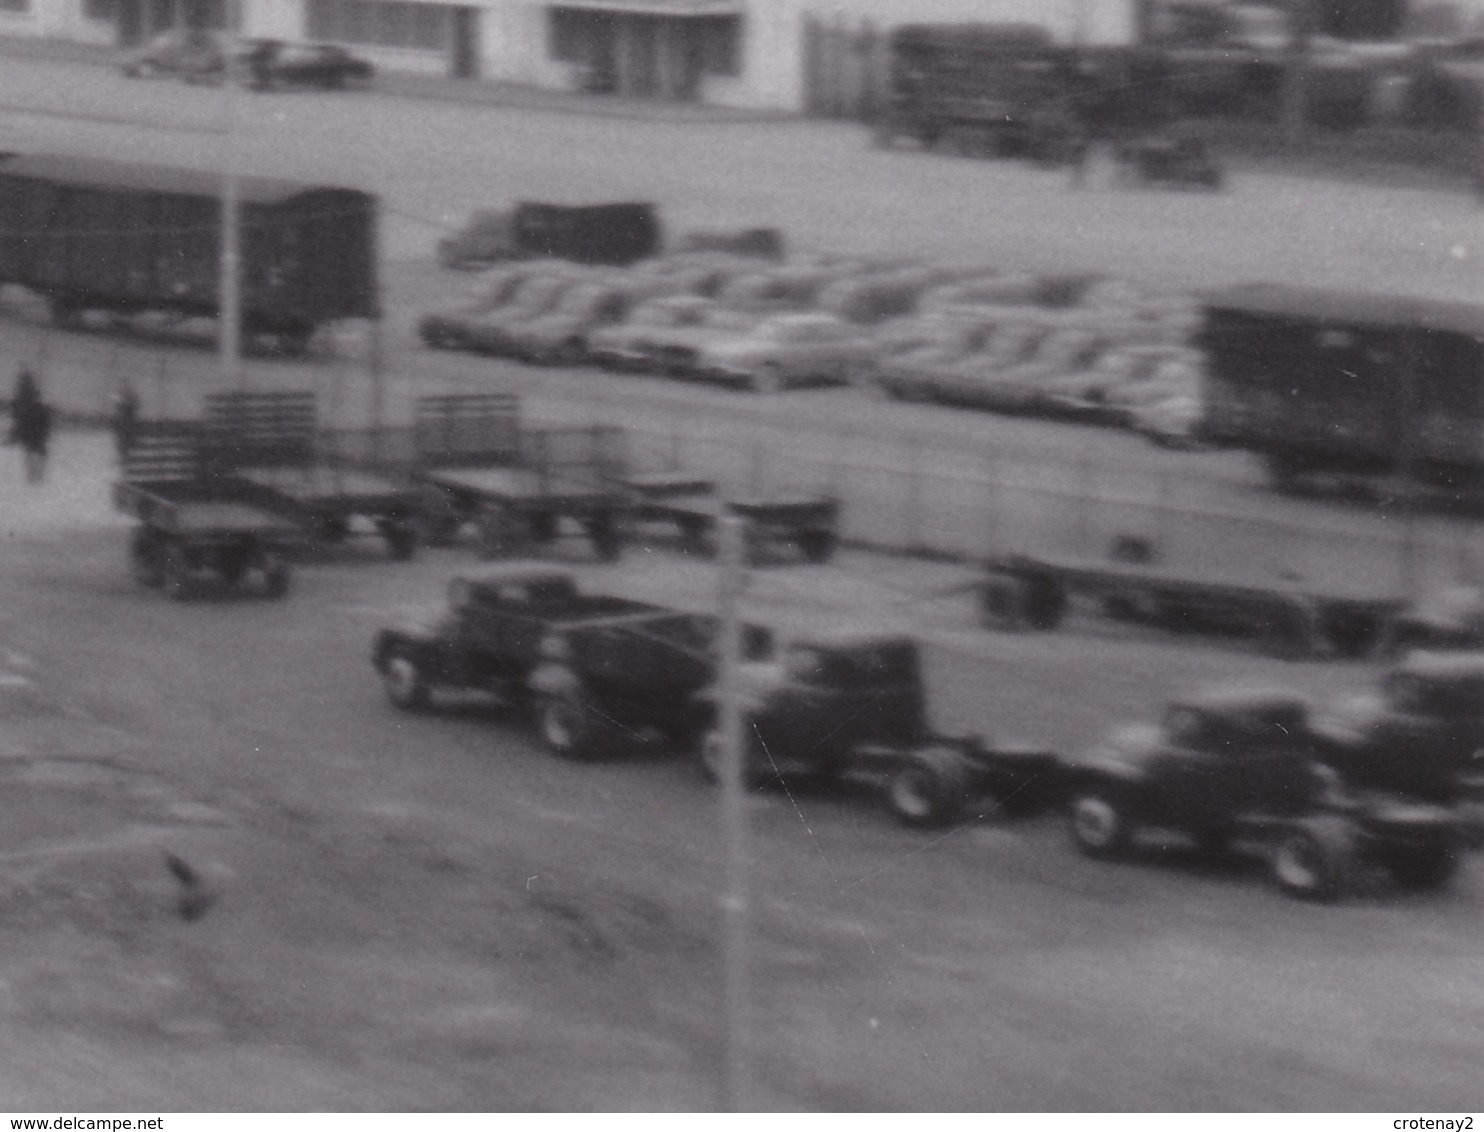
xmin=1200 ymin=285 xmax=1484 ymax=507
xmin=371 ymin=564 xmax=761 ymax=760
xmin=1063 ymin=687 xmax=1471 ymax=900
xmin=1316 ymin=650 xmax=1484 ymax=813
xmin=697 ymin=629 xmax=1060 ymax=828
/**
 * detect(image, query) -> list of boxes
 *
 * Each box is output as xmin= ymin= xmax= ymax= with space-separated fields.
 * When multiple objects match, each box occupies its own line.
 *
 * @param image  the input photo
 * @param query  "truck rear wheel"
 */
xmin=537 ymin=692 xmax=603 ymax=761
xmin=260 ymin=553 xmax=291 ymax=599
xmin=380 ymin=520 xmax=418 ymax=561
xmin=887 ymin=748 xmax=970 ymax=828
xmin=1270 ymin=816 xmax=1356 ymax=901
xmin=1386 ymin=839 xmax=1459 ymax=891
xmin=163 ymin=546 xmax=196 ymax=602
xmin=130 ymin=529 xmax=165 ymax=588
xmin=798 ymin=529 xmax=837 ymax=564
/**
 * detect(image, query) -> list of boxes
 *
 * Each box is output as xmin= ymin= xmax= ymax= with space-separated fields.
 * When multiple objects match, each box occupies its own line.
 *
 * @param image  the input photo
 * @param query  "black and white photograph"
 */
xmin=0 ymin=0 xmax=1481 ymax=1113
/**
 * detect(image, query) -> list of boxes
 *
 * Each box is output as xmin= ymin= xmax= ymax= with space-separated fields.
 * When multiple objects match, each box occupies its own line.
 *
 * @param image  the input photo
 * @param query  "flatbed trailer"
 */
xmin=409 ymin=394 xmax=625 ymax=560
xmin=113 ymin=421 xmax=300 ymax=599
xmin=981 ymin=546 xmax=1404 ymax=659
xmin=619 ymin=470 xmax=840 ymax=563
xmin=202 ymin=392 xmax=422 ymax=558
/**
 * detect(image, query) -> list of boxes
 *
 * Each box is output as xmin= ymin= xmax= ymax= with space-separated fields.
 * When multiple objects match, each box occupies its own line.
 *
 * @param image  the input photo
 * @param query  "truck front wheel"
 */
xmin=537 ymin=692 xmax=602 ymax=761
xmin=888 ymin=748 xmax=970 ymax=828
xmin=381 ymin=648 xmax=431 ymax=711
xmin=1069 ymin=788 xmax=1134 ymax=857
xmin=1270 ymin=817 xmax=1356 ymax=901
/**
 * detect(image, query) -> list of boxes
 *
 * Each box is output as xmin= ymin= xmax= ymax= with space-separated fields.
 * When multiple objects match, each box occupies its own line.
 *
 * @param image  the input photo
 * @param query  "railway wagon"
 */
xmin=1201 ymin=284 xmax=1484 ymax=502
xmin=0 ymin=153 xmax=378 ymax=352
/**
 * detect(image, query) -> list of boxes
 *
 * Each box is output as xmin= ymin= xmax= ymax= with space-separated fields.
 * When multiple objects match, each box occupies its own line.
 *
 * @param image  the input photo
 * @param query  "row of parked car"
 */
xmin=417 ymin=251 xmax=1208 ymax=441
xmin=119 ymin=30 xmax=375 ymax=90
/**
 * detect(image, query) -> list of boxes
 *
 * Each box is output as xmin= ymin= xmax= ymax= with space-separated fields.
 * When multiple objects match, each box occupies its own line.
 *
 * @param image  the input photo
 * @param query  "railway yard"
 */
xmin=0 ymin=49 xmax=1483 ymax=1112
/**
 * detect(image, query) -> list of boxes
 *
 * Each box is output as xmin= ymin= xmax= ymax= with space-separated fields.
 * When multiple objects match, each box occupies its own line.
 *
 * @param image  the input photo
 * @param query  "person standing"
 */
xmin=8 ymin=368 xmax=54 ymax=484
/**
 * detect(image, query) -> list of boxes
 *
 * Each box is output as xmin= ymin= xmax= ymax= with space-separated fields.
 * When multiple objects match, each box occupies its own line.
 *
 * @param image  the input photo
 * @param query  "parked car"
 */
xmin=586 ymin=294 xmax=718 ymax=372
xmin=1114 ymin=130 xmax=1225 ymax=190
xmin=243 ymin=41 xmax=374 ymax=90
xmin=460 ymin=271 xmax=589 ymax=356
xmin=119 ymin=30 xmax=224 ymax=81
xmin=690 ymin=313 xmax=877 ymax=392
xmin=1377 ymin=587 xmax=1484 ymax=658
xmin=930 ymin=322 xmax=1051 ymax=412
xmin=418 ymin=265 xmax=534 ymax=350
xmin=506 ymin=281 xmax=640 ymax=365
xmin=872 ymin=317 xmax=998 ymax=401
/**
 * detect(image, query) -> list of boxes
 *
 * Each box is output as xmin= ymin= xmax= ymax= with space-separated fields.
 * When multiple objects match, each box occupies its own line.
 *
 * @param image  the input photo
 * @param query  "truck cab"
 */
xmin=1318 ymin=650 xmax=1484 ymax=804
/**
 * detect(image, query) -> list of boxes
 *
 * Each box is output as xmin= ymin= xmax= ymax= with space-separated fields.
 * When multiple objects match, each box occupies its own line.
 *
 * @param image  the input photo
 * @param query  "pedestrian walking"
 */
xmin=7 ymin=368 xmax=54 ymax=484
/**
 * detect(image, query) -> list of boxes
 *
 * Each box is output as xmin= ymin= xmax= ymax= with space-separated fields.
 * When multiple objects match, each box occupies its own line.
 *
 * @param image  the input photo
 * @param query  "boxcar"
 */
xmin=0 ymin=153 xmax=378 ymax=352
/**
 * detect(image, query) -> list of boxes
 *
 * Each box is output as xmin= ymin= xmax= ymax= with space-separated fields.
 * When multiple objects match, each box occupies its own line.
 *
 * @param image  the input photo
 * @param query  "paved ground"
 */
xmin=0 ymin=50 xmax=1481 ymax=1112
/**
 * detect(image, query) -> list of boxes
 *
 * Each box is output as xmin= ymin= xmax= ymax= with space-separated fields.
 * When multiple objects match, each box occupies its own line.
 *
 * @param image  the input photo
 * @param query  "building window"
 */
xmin=307 ymin=0 xmax=449 ymax=50
xmin=696 ymin=15 xmax=739 ymax=77
xmin=549 ymin=8 xmax=612 ymax=63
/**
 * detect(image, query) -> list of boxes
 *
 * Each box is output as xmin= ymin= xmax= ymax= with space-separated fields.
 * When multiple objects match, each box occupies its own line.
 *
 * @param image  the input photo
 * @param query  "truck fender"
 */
xmin=373 ymin=628 xmax=436 ymax=669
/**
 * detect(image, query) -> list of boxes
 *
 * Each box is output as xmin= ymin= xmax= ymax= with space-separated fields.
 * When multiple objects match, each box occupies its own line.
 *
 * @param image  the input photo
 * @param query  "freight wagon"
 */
xmin=0 ymin=153 xmax=378 ymax=353
xmin=1201 ymin=284 xmax=1484 ymax=504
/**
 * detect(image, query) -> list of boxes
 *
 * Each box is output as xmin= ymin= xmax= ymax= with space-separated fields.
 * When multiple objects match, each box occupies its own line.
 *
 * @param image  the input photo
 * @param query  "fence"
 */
xmin=601 ymin=402 xmax=1484 ymax=605
xmin=6 ymin=300 xmax=1481 ymax=606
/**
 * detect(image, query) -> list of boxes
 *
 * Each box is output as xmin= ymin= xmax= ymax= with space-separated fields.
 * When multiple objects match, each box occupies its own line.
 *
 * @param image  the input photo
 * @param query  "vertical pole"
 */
xmin=905 ymin=432 xmax=922 ymax=552
xmin=714 ymin=512 xmax=750 ymax=1112
xmin=982 ymin=451 xmax=999 ymax=558
xmin=369 ymin=318 xmax=385 ymax=461
xmin=1399 ymin=330 xmax=1420 ymax=602
xmin=219 ymin=0 xmax=243 ymax=391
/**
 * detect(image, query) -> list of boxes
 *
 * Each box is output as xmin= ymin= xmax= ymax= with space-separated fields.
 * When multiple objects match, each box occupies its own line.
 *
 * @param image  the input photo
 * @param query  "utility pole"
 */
xmin=218 ymin=0 xmax=244 ymax=390
xmin=1280 ymin=0 xmax=1314 ymax=147
xmin=714 ymin=512 xmax=751 ymax=1112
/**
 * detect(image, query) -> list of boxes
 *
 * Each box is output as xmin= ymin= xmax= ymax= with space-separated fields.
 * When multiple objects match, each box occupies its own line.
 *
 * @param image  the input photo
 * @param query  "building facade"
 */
xmin=3 ymin=0 xmax=1140 ymax=109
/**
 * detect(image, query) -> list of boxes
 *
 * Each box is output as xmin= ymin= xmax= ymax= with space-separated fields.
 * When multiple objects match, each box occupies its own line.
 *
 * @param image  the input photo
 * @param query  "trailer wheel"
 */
xmin=980 ymin=574 xmax=1030 ymax=631
xmin=380 ymin=520 xmax=418 ymax=561
xmin=798 ymin=529 xmax=838 ymax=564
xmin=1270 ymin=816 xmax=1356 ymax=901
xmin=1265 ymin=601 xmax=1321 ymax=660
xmin=380 ymin=647 xmax=431 ymax=711
xmin=130 ymin=529 xmax=165 ymax=588
xmin=1024 ymin=572 xmax=1067 ymax=630
xmin=1321 ymin=607 xmax=1381 ymax=660
xmin=477 ymin=506 xmax=527 ymax=559
xmin=887 ymin=748 xmax=970 ymax=828
xmin=677 ymin=515 xmax=710 ymax=555
xmin=588 ymin=514 xmax=622 ymax=562
xmin=536 ymin=692 xmax=603 ymax=761
xmin=1068 ymin=787 xmax=1134 ymax=858
xmin=163 ymin=546 xmax=196 ymax=602
xmin=260 ymin=553 xmax=291 ymax=599
xmin=1386 ymin=838 xmax=1459 ymax=891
